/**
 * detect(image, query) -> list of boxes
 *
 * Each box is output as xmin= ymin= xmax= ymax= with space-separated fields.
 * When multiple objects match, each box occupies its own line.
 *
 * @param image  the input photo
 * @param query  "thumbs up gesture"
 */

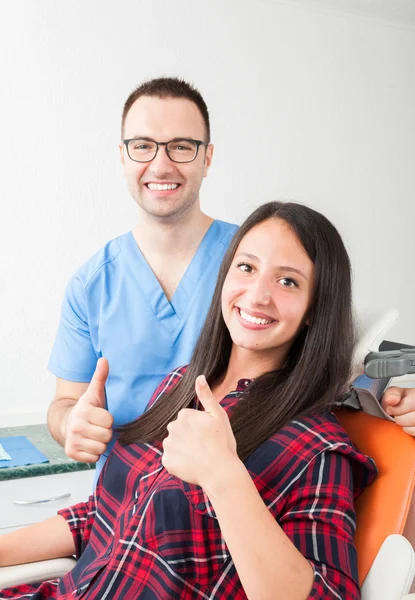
xmin=162 ymin=375 xmax=239 ymax=489
xmin=65 ymin=358 xmax=114 ymax=463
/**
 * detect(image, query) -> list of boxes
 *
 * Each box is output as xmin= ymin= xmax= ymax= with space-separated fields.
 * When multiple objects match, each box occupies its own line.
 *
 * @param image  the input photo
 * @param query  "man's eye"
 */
xmin=135 ymin=144 xmax=151 ymax=150
xmin=237 ymin=262 xmax=253 ymax=273
xmin=173 ymin=144 xmax=191 ymax=151
xmin=279 ymin=277 xmax=298 ymax=288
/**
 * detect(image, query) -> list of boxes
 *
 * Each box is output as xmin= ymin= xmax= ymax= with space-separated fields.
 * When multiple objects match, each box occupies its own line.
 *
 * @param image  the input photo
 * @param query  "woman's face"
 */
xmin=221 ymin=218 xmax=315 ymax=369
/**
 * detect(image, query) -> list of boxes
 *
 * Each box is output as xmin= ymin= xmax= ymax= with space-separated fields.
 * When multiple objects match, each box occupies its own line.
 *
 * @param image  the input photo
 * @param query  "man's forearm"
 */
xmin=47 ymin=398 xmax=76 ymax=447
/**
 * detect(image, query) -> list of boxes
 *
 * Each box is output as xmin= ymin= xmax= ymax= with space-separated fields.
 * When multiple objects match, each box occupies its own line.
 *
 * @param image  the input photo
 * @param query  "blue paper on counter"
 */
xmin=0 ymin=436 xmax=49 ymax=468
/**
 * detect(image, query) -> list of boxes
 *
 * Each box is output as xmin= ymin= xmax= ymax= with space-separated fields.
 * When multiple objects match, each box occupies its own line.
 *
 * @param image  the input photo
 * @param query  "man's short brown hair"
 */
xmin=121 ymin=77 xmax=211 ymax=142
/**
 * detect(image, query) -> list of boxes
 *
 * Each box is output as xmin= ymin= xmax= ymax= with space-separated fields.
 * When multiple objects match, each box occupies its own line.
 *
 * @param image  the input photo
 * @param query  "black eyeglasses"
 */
xmin=123 ymin=137 xmax=208 ymax=164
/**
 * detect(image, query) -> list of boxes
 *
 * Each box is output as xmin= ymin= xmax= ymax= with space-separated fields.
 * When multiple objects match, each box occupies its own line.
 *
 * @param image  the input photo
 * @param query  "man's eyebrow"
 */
xmin=127 ymin=136 xmax=155 ymax=141
xmin=126 ymin=136 xmax=194 ymax=141
xmin=235 ymin=253 xmax=308 ymax=280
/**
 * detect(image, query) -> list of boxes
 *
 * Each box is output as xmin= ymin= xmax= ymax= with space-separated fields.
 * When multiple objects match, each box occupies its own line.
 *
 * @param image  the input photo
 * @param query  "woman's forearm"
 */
xmin=0 ymin=515 xmax=75 ymax=567
xmin=204 ymin=457 xmax=314 ymax=600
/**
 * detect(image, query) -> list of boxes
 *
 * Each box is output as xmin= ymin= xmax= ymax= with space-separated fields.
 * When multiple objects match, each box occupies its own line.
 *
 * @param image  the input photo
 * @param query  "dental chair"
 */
xmin=1 ymin=306 xmax=415 ymax=599
xmin=342 ymin=305 xmax=415 ymax=598
xmin=335 ymin=408 xmax=415 ymax=599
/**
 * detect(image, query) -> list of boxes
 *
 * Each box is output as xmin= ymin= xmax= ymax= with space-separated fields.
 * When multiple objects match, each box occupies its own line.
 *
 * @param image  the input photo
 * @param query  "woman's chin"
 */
xmin=230 ymin=336 xmax=265 ymax=353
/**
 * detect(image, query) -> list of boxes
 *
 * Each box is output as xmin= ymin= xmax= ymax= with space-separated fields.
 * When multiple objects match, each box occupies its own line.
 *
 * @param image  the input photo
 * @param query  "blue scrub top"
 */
xmin=48 ymin=220 xmax=238 ymax=475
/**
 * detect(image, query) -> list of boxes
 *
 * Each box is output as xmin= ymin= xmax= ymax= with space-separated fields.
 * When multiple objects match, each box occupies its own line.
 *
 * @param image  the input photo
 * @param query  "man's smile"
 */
xmin=143 ymin=181 xmax=182 ymax=196
xmin=145 ymin=182 xmax=180 ymax=191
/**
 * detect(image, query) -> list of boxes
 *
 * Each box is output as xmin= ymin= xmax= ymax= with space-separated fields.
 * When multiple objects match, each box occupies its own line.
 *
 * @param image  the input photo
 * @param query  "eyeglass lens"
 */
xmin=127 ymin=139 xmax=198 ymax=162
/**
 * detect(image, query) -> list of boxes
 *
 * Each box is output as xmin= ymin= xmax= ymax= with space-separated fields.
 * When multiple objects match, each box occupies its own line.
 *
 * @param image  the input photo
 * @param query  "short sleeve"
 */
xmin=145 ymin=366 xmax=188 ymax=412
xmin=58 ymin=493 xmax=98 ymax=559
xmin=279 ymin=449 xmax=362 ymax=600
xmin=48 ymin=275 xmax=97 ymax=382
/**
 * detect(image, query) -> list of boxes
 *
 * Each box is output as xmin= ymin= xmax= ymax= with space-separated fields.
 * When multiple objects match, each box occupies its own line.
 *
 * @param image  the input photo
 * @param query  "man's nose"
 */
xmin=148 ymin=145 xmax=174 ymax=177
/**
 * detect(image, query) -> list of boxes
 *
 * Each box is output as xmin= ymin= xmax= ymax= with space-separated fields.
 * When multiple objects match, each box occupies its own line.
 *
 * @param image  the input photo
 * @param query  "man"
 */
xmin=47 ymin=78 xmax=237 ymax=476
xmin=47 ymin=77 xmax=415 ymax=478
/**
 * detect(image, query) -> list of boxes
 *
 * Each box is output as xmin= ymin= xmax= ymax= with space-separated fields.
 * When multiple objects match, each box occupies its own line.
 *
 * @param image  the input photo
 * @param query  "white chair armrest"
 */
xmin=0 ymin=557 xmax=76 ymax=588
xmin=361 ymin=535 xmax=415 ymax=600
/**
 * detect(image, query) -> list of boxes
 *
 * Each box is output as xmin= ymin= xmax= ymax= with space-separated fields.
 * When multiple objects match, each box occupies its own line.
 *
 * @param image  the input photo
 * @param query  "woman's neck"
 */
xmin=211 ymin=346 xmax=286 ymax=401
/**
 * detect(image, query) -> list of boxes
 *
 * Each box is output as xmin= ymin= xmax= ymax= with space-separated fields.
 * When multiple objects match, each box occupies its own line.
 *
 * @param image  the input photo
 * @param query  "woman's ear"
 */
xmin=304 ymin=306 xmax=313 ymax=327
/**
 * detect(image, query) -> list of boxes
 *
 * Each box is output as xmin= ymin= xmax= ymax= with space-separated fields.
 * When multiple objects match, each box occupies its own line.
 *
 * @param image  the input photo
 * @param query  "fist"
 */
xmin=381 ymin=386 xmax=415 ymax=437
xmin=162 ymin=375 xmax=238 ymax=489
xmin=65 ymin=358 xmax=114 ymax=462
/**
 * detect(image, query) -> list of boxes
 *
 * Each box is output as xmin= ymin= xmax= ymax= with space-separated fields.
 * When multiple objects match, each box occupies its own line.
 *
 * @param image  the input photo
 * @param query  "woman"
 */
xmin=0 ymin=202 xmax=376 ymax=599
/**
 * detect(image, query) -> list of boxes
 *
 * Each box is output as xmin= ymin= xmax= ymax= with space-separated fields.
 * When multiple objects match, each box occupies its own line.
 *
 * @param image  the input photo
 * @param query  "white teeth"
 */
xmin=147 ymin=183 xmax=179 ymax=191
xmin=239 ymin=309 xmax=273 ymax=325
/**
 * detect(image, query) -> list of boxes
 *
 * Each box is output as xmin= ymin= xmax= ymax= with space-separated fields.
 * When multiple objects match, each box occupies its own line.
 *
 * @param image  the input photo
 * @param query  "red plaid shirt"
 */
xmin=1 ymin=366 xmax=376 ymax=599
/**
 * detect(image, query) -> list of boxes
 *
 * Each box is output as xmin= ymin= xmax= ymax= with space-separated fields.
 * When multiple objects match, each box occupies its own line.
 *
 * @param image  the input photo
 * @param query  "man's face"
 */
xmin=120 ymin=96 xmax=213 ymax=221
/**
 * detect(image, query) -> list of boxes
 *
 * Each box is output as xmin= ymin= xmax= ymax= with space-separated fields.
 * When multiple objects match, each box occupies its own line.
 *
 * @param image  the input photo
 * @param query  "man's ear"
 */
xmin=203 ymin=144 xmax=214 ymax=178
xmin=119 ymin=142 xmax=125 ymax=166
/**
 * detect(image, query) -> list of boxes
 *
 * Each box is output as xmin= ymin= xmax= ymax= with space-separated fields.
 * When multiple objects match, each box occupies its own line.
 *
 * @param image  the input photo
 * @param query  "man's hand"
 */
xmin=64 ymin=358 xmax=114 ymax=462
xmin=381 ymin=386 xmax=415 ymax=437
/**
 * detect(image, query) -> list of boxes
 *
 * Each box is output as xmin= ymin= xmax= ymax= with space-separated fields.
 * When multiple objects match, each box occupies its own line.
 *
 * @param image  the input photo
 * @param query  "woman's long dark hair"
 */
xmin=120 ymin=202 xmax=355 ymax=461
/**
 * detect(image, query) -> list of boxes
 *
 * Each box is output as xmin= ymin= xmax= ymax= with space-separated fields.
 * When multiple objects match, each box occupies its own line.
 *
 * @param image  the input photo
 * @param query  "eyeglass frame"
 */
xmin=122 ymin=137 xmax=209 ymax=164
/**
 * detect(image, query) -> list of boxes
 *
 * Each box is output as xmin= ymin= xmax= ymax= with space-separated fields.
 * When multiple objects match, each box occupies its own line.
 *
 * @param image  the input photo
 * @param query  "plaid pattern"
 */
xmin=0 ymin=366 xmax=376 ymax=599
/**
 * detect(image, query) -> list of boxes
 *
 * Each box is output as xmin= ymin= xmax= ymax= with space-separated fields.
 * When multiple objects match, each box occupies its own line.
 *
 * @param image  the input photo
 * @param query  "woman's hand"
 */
xmin=162 ymin=375 xmax=239 ymax=489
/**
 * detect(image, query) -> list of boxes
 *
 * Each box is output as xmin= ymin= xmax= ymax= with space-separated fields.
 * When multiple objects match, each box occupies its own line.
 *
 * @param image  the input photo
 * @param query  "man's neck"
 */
xmin=133 ymin=206 xmax=214 ymax=258
xmin=131 ymin=204 xmax=215 ymax=301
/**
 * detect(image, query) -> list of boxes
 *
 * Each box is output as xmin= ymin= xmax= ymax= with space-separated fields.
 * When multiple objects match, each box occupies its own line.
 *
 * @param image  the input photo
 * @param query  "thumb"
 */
xmin=195 ymin=375 xmax=220 ymax=416
xmin=85 ymin=358 xmax=109 ymax=407
xmin=381 ymin=386 xmax=403 ymax=413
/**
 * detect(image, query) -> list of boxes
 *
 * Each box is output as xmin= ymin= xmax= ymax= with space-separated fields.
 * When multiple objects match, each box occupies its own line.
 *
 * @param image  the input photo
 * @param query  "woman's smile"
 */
xmin=235 ymin=306 xmax=277 ymax=329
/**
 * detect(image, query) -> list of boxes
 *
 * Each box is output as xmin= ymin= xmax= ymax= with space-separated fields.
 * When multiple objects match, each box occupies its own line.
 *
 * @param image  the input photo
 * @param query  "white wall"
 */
xmin=0 ymin=0 xmax=414 ymax=422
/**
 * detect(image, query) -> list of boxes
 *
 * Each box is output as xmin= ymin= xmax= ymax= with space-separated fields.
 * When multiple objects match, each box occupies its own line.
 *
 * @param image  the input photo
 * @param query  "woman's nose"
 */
xmin=246 ymin=277 xmax=271 ymax=305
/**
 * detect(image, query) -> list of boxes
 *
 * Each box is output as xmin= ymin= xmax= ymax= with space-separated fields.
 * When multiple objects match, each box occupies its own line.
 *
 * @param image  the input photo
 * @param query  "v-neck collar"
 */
xmin=119 ymin=221 xmax=223 ymax=334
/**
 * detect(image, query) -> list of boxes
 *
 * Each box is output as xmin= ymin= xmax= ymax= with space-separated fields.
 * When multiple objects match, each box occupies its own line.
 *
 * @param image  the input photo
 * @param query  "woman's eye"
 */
xmin=236 ymin=262 xmax=253 ymax=273
xmin=279 ymin=277 xmax=299 ymax=288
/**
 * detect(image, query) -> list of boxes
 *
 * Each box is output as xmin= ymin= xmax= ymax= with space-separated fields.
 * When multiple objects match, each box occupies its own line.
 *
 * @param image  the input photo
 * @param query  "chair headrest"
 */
xmin=352 ymin=306 xmax=399 ymax=379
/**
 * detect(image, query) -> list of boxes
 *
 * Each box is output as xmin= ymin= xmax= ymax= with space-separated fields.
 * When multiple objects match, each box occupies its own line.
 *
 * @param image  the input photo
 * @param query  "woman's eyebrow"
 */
xmin=278 ymin=266 xmax=309 ymax=280
xmin=235 ymin=252 xmax=259 ymax=262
